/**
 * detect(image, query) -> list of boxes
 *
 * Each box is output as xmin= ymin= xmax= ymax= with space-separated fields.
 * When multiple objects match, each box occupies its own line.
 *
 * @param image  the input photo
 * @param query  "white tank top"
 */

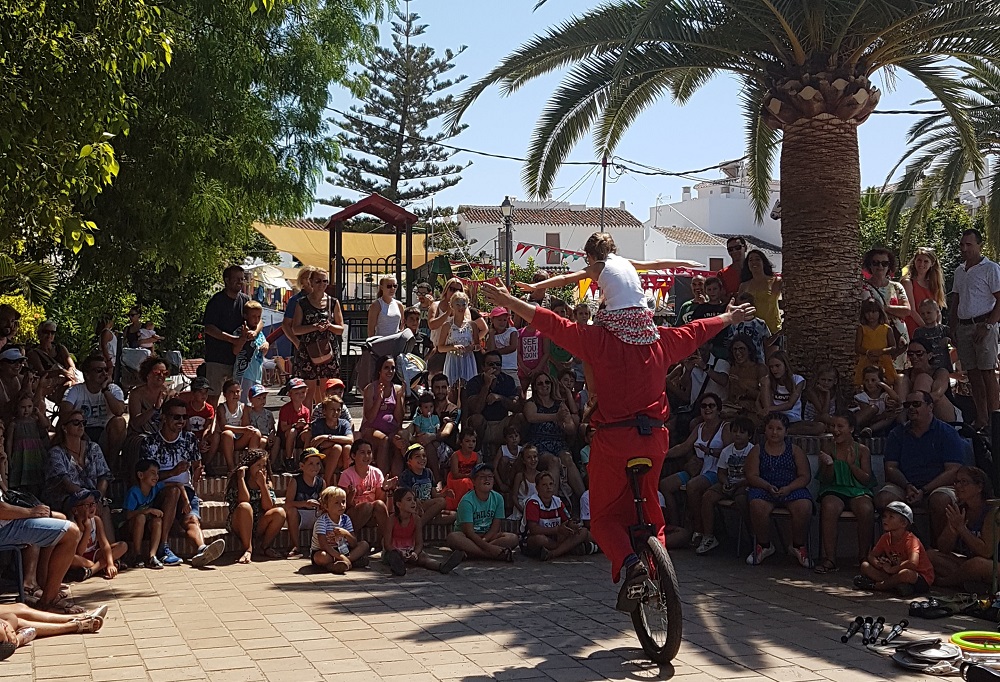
xmin=694 ymin=422 xmax=724 ymax=475
xmin=597 ymin=253 xmax=646 ymax=311
xmin=224 ymin=402 xmax=244 ymax=428
xmin=375 ymin=298 xmax=401 ymax=336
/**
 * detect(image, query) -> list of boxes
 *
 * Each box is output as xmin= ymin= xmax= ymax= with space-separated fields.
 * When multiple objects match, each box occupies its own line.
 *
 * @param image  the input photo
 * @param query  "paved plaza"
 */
xmin=4 ymin=545 xmax=961 ymax=682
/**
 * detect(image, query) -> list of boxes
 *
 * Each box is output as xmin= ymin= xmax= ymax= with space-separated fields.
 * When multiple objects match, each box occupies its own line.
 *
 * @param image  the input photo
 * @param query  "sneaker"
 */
xmin=790 ymin=545 xmax=814 ymax=569
xmin=157 ymin=545 xmax=183 ymax=567
xmin=146 ymin=556 xmax=164 ymax=570
xmin=190 ymin=539 xmax=226 ymax=568
xmin=385 ymin=550 xmax=406 ymax=576
xmin=615 ymin=561 xmax=648 ymax=613
xmin=580 ymin=541 xmax=600 ymax=555
xmin=853 ymin=574 xmax=877 ymax=590
xmin=696 ymin=535 xmax=720 ymax=555
xmin=746 ymin=543 xmax=776 ymax=566
xmin=439 ymin=550 xmax=465 ymax=575
xmin=689 ymin=532 xmax=703 ymax=548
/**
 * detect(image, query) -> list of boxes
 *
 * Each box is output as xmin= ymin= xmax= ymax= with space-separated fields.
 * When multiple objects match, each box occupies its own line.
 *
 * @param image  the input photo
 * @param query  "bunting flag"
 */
xmin=451 ymin=261 xmax=499 ymax=271
xmin=515 ymin=241 xmax=586 ymax=262
xmin=578 ymin=278 xmax=592 ymax=302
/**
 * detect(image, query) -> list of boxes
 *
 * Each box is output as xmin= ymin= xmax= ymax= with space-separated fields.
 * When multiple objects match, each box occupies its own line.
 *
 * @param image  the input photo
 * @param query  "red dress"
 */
xmin=532 ymin=307 xmax=726 ymax=581
xmin=904 ymin=279 xmax=935 ymax=335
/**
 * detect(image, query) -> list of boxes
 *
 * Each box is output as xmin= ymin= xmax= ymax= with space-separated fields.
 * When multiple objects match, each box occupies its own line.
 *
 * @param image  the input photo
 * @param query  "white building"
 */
xmin=643 ymin=161 xmax=783 ymax=272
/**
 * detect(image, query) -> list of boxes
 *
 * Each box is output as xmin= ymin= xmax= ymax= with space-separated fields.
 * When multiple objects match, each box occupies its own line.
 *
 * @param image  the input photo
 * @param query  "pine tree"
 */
xmin=326 ymin=1 xmax=470 ymax=208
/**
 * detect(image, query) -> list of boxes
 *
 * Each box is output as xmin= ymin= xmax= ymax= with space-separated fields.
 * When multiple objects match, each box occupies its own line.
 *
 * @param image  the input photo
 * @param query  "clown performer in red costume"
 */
xmin=482 ymin=274 xmax=753 ymax=612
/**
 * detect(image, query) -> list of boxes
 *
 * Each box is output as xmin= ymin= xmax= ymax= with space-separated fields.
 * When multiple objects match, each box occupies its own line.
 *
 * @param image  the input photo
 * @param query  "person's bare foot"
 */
xmin=237 ymin=550 xmax=252 ymax=564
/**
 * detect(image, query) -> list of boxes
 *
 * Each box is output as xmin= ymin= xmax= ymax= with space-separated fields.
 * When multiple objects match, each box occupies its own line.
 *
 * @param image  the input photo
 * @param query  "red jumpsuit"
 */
xmin=531 ymin=308 xmax=727 ymax=581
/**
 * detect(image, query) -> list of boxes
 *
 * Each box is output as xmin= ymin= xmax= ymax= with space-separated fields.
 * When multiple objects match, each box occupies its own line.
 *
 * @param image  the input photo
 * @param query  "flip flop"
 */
xmin=814 ymin=559 xmax=838 ymax=574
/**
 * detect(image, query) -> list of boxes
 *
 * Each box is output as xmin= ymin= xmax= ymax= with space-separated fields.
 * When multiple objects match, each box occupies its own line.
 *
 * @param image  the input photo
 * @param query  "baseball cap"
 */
xmin=299 ymin=447 xmax=325 ymax=462
xmin=69 ymin=489 xmax=101 ymax=507
xmin=488 ymin=306 xmax=509 ymax=318
xmin=471 ymin=462 xmax=495 ymax=479
xmin=190 ymin=377 xmax=211 ymax=392
xmin=287 ymin=377 xmax=307 ymax=390
xmin=0 ymin=348 xmax=25 ymax=362
xmin=405 ymin=443 xmax=425 ymax=459
xmin=323 ymin=378 xmax=345 ymax=391
xmin=885 ymin=501 xmax=914 ymax=525
xmin=248 ymin=384 xmax=268 ymax=399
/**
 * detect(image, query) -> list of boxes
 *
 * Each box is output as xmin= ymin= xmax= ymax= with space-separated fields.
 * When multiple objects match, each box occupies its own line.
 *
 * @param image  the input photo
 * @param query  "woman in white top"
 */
xmin=367 ymin=275 xmax=405 ymax=338
xmin=759 ymin=351 xmax=806 ymax=423
xmin=438 ymin=292 xmax=477 ymax=387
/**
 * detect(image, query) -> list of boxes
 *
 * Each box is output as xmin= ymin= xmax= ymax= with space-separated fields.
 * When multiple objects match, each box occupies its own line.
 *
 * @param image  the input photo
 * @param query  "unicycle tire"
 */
xmin=630 ymin=535 xmax=683 ymax=663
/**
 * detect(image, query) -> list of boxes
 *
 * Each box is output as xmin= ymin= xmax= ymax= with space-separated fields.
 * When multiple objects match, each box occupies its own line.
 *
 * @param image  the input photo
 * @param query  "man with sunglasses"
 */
xmin=876 ymin=390 xmax=967 ymax=545
xmin=60 ymin=354 xmax=127 ymax=464
xmin=718 ymin=236 xmax=747 ymax=297
xmin=465 ymin=351 xmax=521 ymax=457
xmin=481 ymin=281 xmax=753 ymax=612
xmin=139 ymin=398 xmax=225 ymax=567
xmin=203 ymin=265 xmax=261 ymax=404
xmin=949 ymin=228 xmax=1000 ymax=429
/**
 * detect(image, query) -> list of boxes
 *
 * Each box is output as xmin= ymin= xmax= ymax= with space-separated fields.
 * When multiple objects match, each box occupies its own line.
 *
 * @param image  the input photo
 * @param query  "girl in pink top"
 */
xmin=517 ymin=321 xmax=548 ymax=396
xmin=338 ymin=439 xmax=390 ymax=541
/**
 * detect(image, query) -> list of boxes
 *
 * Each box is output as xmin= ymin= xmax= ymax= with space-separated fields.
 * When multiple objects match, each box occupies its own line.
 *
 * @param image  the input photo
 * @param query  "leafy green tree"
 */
xmin=0 ymin=0 xmax=170 ymax=250
xmin=327 ymin=2 xmax=470 ymax=206
xmin=448 ymin=0 xmax=1000 ymax=374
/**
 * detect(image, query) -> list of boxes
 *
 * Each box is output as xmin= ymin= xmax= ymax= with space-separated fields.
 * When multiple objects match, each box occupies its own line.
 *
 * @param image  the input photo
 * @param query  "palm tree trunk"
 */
xmin=780 ymin=113 xmax=861 ymax=382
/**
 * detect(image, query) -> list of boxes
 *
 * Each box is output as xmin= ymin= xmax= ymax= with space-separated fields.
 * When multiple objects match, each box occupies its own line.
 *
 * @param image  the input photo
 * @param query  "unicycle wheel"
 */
xmin=630 ymin=535 xmax=683 ymax=663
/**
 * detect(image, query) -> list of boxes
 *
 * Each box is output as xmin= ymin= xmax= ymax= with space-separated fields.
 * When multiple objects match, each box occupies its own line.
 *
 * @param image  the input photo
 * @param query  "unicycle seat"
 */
xmin=627 ymin=457 xmax=653 ymax=476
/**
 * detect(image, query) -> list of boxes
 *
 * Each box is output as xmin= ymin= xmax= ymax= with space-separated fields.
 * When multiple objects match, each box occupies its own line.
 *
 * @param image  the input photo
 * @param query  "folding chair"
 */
xmin=0 ymin=545 xmax=27 ymax=603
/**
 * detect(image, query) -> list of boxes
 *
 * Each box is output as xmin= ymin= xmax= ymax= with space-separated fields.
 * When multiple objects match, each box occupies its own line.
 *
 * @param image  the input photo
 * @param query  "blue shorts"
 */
xmin=676 ymin=471 xmax=719 ymax=486
xmin=0 ymin=517 xmax=73 ymax=548
xmin=184 ymin=487 xmax=201 ymax=521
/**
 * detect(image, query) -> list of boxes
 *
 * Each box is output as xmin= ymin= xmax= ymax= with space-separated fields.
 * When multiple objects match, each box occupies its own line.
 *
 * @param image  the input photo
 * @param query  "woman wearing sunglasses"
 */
xmin=43 ymin=410 xmax=114 ymax=536
xmin=121 ymin=356 xmax=173 ymax=470
xmin=861 ymin=248 xmax=911 ymax=368
xmin=367 ymin=275 xmax=405 ymax=338
xmin=426 ymin=277 xmax=466 ymax=377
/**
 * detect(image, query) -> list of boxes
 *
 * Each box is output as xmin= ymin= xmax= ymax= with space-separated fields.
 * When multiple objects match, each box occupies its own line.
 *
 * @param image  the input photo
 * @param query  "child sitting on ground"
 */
xmin=912 ymin=299 xmax=952 ymax=371
xmin=246 ymin=385 xmax=280 ymax=468
xmin=121 ymin=459 xmax=166 ymax=569
xmin=444 ymin=430 xmax=479 ymax=512
xmin=68 ymin=489 xmax=127 ymax=581
xmin=855 ymin=299 xmax=901 ymax=386
xmin=852 ymin=366 xmax=901 ymax=436
xmin=382 ymin=487 xmax=465 ymax=576
xmin=338 ymin=439 xmax=390 ymax=542
xmin=520 ymin=471 xmax=596 ymax=560
xmin=279 ymin=377 xmax=312 ymax=466
xmin=508 ymin=445 xmax=541 ymax=520
xmin=854 ymin=501 xmax=934 ymax=596
xmin=311 ymin=486 xmax=370 ymax=574
xmin=308 ymin=394 xmax=353 ymax=484
xmin=490 ymin=425 xmax=521 ymax=500
xmin=398 ymin=444 xmax=448 ymax=524
xmin=284 ymin=448 xmax=325 ymax=559
xmin=446 ymin=463 xmax=519 ymax=561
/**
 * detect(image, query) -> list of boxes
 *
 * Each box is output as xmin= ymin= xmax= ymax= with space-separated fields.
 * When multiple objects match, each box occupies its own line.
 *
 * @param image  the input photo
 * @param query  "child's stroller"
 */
xmin=353 ymin=329 xmax=428 ymax=415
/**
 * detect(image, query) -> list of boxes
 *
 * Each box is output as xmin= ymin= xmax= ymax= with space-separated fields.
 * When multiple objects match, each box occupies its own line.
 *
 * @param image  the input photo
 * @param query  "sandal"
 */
xmin=73 ymin=616 xmax=103 ymax=633
xmin=814 ymin=559 xmax=838 ymax=574
xmin=498 ymin=547 xmax=514 ymax=562
xmin=38 ymin=597 xmax=85 ymax=615
xmin=263 ymin=548 xmax=284 ymax=560
xmin=286 ymin=548 xmax=303 ymax=560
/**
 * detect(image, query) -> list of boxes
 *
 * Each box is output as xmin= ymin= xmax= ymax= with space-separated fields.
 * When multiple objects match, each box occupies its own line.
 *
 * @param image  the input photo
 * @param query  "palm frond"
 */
xmin=740 ymin=79 xmax=780 ymax=221
xmin=0 ymin=254 xmax=56 ymax=303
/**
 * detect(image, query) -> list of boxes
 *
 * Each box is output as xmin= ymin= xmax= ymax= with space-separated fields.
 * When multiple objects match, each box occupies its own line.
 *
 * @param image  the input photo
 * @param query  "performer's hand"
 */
xmin=481 ymin=282 xmax=512 ymax=305
xmin=724 ymin=301 xmax=755 ymax=325
xmin=514 ymin=281 xmax=537 ymax=293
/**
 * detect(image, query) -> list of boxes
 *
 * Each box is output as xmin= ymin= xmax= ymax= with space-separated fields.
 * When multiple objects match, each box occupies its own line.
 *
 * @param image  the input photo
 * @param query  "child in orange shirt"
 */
xmin=854 ymin=501 xmax=934 ymax=596
xmin=444 ymin=430 xmax=479 ymax=511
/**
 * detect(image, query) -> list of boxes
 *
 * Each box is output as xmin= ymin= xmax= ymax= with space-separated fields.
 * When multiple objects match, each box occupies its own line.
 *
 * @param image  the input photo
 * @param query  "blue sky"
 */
xmin=313 ymin=1 xmax=934 ymax=222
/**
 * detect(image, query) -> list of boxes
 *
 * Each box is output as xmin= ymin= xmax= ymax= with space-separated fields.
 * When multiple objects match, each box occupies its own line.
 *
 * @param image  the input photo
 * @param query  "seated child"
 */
xmin=310 ymin=378 xmax=351 ymax=423
xmin=852 ymin=366 xmax=900 ymax=436
xmin=443 ymin=430 xmax=479 ymax=512
xmin=410 ymin=393 xmax=441 ymax=441
xmin=311 ymin=486 xmax=370 ymax=574
xmin=696 ymin=416 xmax=755 ymax=555
xmin=912 ymin=299 xmax=952 ymax=372
xmin=579 ymin=488 xmax=682 ymax=548
xmin=338 ymin=439 xmax=390 ymax=541
xmin=854 ymin=299 xmax=900 ymax=386
xmin=225 ymin=449 xmax=285 ymax=564
xmin=121 ymin=459 xmax=166 ymax=569
xmin=278 ymin=378 xmax=312 ymax=466
xmin=308 ymin=394 xmax=353 ymax=484
xmin=854 ymin=501 xmax=934 ymax=596
xmin=508 ymin=445 xmax=540 ymax=520
xmin=446 ymin=463 xmax=519 ymax=561
xmin=490 ymin=425 xmax=521 ymax=500
xmin=138 ymin=321 xmax=163 ymax=350
xmin=246 ymin=385 xmax=279 ymax=467
xmin=382 ymin=487 xmax=465 ymax=576
xmin=520 ymin=471 xmax=596 ymax=560
xmin=284 ymin=448 xmax=325 ymax=559
xmin=794 ymin=365 xmax=840 ymax=436
xmin=68 ymin=489 xmax=127 ymax=581
xmin=398 ymin=444 xmax=448 ymax=524
xmin=182 ymin=377 xmax=216 ymax=459
xmin=216 ymin=379 xmax=262 ymax=472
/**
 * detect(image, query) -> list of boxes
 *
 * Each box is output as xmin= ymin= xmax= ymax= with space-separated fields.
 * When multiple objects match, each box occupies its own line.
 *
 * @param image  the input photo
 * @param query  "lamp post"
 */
xmin=500 ymin=196 xmax=513 ymax=288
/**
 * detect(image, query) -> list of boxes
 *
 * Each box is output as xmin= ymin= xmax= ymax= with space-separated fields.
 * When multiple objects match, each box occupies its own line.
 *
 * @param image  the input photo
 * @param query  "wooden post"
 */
xmin=405 ymin=220 xmax=414 ymax=305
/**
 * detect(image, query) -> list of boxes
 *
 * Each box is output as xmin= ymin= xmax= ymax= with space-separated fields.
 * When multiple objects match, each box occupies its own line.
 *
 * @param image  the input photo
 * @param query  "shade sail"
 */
xmin=253 ymin=221 xmax=432 ymax=269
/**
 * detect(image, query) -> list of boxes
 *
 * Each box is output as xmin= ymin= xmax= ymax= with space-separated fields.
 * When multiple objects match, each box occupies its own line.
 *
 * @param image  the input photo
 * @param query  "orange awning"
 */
xmin=253 ymin=221 xmax=432 ymax=270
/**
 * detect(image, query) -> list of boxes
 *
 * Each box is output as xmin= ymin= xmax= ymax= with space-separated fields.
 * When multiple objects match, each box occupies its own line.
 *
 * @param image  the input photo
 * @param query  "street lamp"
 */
xmin=500 ymin=196 xmax=514 ymax=288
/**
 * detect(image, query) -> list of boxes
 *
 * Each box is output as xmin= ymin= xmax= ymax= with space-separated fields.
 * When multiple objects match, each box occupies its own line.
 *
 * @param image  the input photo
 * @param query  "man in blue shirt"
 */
xmin=465 ymin=351 xmax=521 ymax=456
xmin=876 ymin=391 xmax=967 ymax=546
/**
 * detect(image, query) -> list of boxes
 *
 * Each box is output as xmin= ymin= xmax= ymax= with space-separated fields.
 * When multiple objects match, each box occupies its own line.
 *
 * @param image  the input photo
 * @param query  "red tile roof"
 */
xmin=460 ymin=206 xmax=642 ymax=228
xmin=654 ymin=226 xmax=727 ymax=246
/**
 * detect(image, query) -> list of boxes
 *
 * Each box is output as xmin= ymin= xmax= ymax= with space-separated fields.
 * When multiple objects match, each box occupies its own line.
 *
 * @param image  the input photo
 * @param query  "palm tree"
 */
xmin=0 ymin=253 xmax=55 ymax=304
xmin=885 ymin=58 xmax=1000 ymax=260
xmin=447 ymin=0 xmax=1000 ymax=374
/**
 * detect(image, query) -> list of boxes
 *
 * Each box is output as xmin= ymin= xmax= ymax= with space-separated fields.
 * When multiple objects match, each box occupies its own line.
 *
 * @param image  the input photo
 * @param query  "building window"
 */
xmin=545 ymin=233 xmax=561 ymax=265
xmin=709 ymin=257 xmax=724 ymax=271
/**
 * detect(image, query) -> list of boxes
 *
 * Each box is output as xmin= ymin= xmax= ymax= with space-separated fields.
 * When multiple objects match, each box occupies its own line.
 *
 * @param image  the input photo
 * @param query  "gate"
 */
xmin=338 ymin=255 xmax=400 ymax=394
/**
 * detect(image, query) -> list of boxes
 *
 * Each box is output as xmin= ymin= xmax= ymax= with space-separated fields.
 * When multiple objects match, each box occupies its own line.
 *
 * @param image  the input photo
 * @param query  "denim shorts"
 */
xmin=0 ymin=517 xmax=73 ymax=548
xmin=184 ymin=487 xmax=201 ymax=520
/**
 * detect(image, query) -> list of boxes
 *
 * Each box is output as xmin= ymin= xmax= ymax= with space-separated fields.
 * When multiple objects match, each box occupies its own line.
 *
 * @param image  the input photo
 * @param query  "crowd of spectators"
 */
xmin=0 ymin=228 xmax=996 ymax=645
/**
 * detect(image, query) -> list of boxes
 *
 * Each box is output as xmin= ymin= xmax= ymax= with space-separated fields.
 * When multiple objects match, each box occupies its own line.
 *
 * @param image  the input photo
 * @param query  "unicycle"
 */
xmin=625 ymin=456 xmax=683 ymax=663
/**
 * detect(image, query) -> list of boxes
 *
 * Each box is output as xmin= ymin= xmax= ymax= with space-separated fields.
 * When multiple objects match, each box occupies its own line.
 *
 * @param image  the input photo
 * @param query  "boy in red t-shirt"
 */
xmin=854 ymin=501 xmax=934 ymax=596
xmin=521 ymin=471 xmax=595 ymax=561
xmin=279 ymin=378 xmax=312 ymax=461
xmin=181 ymin=377 xmax=217 ymax=457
